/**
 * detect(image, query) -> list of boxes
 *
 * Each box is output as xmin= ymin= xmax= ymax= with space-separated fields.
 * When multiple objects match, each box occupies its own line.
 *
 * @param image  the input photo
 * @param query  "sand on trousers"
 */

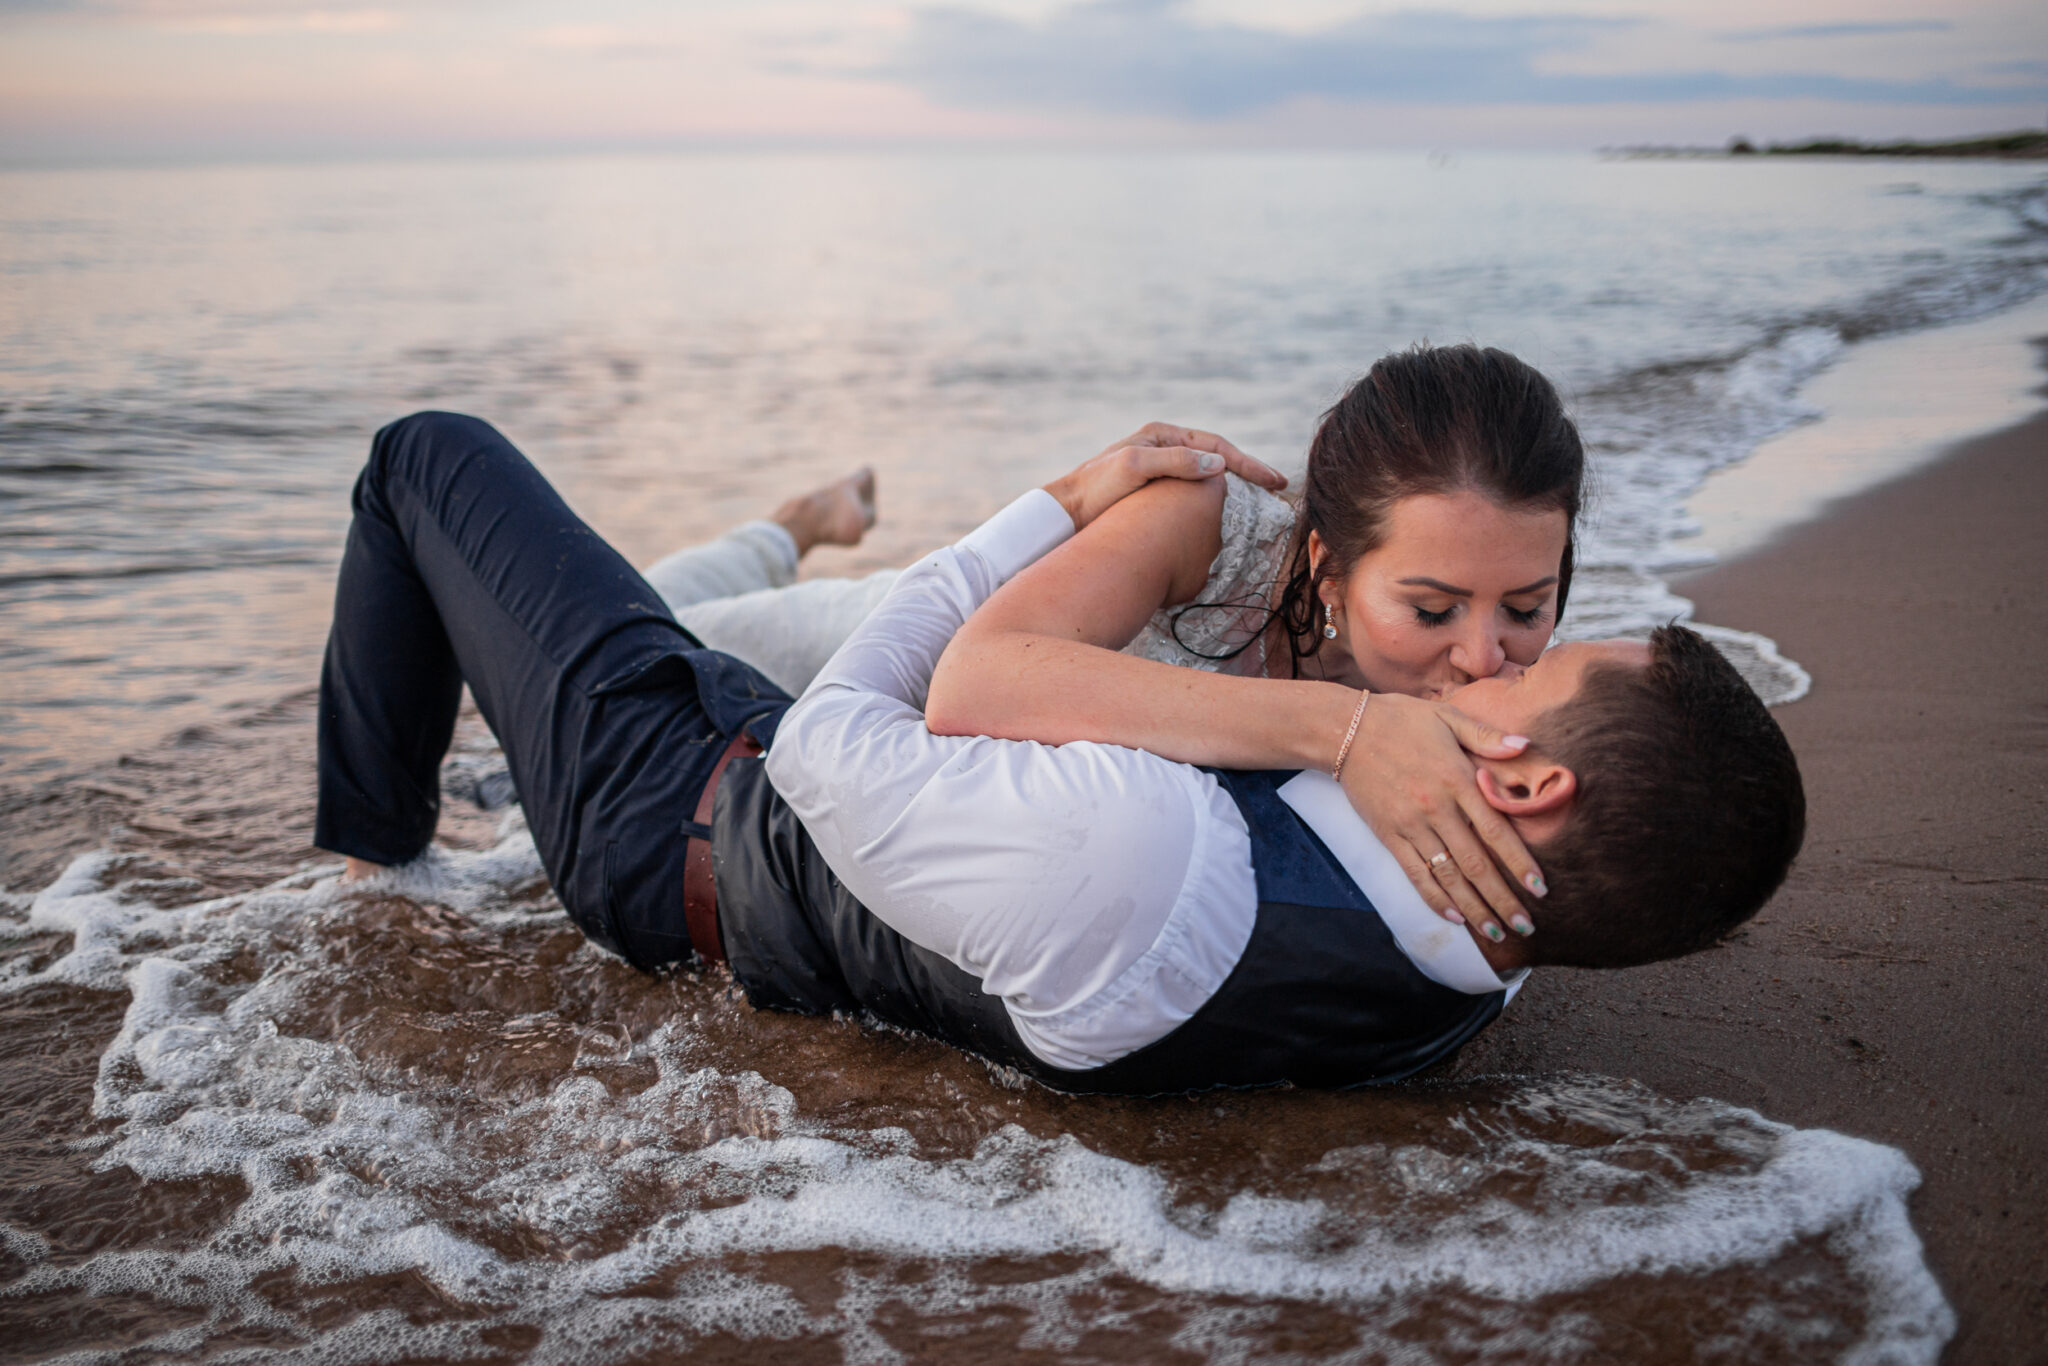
xmin=1456 ymin=340 xmax=2048 ymax=1362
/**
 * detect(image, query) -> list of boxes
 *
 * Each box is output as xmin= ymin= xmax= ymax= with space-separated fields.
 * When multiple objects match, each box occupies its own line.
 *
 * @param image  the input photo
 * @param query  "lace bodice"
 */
xmin=1123 ymin=474 xmax=1298 ymax=677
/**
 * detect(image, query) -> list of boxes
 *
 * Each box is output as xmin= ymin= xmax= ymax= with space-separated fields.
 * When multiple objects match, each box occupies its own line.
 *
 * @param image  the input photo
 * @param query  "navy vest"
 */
xmin=711 ymin=755 xmax=1506 ymax=1095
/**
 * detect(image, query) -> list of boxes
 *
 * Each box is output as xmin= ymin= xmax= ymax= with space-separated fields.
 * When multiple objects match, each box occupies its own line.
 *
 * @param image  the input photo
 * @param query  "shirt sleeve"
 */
xmin=764 ymin=490 xmax=1258 ymax=1071
xmin=799 ymin=488 xmax=1077 ymax=717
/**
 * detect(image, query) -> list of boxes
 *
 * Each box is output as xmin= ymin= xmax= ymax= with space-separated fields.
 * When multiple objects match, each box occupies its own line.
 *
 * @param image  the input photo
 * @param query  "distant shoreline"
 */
xmin=1607 ymin=129 xmax=2048 ymax=161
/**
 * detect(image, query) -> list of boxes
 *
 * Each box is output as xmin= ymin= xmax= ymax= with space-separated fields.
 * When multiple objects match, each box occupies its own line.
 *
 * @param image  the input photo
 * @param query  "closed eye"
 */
xmin=1505 ymin=603 xmax=1548 ymax=628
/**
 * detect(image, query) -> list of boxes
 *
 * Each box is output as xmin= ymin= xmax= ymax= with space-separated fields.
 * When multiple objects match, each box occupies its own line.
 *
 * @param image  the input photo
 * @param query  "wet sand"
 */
xmin=2 ymin=702 xmax=1936 ymax=1360
xmin=1459 ymin=342 xmax=2048 ymax=1361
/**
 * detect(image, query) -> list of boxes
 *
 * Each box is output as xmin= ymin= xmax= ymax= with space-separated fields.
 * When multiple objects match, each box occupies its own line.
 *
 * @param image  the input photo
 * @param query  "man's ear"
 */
xmin=1475 ymin=758 xmax=1576 ymax=816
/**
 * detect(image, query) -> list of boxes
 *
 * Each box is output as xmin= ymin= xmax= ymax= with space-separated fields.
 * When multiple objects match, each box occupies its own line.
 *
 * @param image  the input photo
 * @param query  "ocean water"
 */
xmin=5 ymin=151 xmax=2046 ymax=776
xmin=3 ymin=149 xmax=2044 ymax=1361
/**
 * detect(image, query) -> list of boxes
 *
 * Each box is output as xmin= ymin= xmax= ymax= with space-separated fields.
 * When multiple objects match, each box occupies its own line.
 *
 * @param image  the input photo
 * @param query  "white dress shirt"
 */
xmin=765 ymin=490 xmax=1520 ymax=1072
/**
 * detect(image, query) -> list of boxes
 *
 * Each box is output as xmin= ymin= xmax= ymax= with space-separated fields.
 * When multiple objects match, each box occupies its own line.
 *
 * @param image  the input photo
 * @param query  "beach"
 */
xmin=4 ymin=151 xmax=2045 ymax=1359
xmin=6 ymin=356 xmax=2039 ymax=1364
xmin=1461 ymin=335 xmax=2048 ymax=1361
xmin=6 ymin=0 xmax=2048 ymax=1344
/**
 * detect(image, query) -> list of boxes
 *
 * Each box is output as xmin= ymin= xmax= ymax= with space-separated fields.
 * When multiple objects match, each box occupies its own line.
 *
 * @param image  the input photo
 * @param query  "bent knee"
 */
xmin=359 ymin=411 xmax=506 ymax=506
xmin=373 ymin=410 xmax=502 ymax=466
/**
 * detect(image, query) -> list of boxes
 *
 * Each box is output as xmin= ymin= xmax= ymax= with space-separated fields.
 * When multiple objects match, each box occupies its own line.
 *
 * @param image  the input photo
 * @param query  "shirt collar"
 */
xmin=1276 ymin=771 xmax=1527 ymax=1001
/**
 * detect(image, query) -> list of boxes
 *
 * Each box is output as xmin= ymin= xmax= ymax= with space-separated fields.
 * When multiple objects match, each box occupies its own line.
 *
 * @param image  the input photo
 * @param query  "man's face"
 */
xmin=1439 ymin=639 xmax=1650 ymax=736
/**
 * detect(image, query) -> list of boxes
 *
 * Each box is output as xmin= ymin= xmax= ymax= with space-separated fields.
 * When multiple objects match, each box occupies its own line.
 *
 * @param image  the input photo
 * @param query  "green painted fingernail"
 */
xmin=1484 ymin=923 xmax=1505 ymax=942
xmin=1511 ymin=916 xmax=1534 ymax=936
xmin=1525 ymin=872 xmax=1547 ymax=898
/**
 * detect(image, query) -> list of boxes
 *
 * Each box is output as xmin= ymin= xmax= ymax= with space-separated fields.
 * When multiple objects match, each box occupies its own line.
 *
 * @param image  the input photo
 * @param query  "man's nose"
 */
xmin=1449 ymin=619 xmax=1506 ymax=681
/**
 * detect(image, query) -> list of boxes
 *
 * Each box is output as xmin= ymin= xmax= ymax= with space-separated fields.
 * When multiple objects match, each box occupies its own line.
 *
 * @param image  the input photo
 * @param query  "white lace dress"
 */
xmin=1124 ymin=473 xmax=1299 ymax=677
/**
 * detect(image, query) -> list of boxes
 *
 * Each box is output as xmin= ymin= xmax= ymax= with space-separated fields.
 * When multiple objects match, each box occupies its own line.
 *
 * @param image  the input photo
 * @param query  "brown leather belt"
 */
xmin=682 ymin=728 xmax=763 ymax=966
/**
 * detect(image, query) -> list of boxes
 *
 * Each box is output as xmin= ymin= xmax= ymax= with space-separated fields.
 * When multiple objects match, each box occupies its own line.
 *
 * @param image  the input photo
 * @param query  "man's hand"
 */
xmin=1043 ymin=423 xmax=1286 ymax=531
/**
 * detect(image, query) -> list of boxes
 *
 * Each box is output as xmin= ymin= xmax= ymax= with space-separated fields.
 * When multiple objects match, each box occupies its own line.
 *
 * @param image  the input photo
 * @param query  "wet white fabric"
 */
xmin=644 ymin=519 xmax=802 ymax=604
xmin=765 ymin=491 xmax=1261 ymax=1071
xmin=643 ymin=521 xmax=903 ymax=698
xmin=672 ymin=572 xmax=902 ymax=698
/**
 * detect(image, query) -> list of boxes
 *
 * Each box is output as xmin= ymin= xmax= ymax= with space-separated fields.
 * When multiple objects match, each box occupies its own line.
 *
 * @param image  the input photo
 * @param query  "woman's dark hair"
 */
xmin=1273 ymin=343 xmax=1586 ymax=675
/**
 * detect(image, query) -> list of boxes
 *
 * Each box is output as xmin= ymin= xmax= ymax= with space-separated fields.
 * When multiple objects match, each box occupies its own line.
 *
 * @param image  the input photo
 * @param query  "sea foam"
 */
xmin=0 ymin=836 xmax=1956 ymax=1363
xmin=1567 ymin=174 xmax=2048 ymax=706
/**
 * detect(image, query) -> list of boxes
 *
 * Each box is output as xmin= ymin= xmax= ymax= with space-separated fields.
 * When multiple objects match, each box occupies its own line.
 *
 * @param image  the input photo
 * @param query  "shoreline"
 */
xmin=1606 ymin=129 xmax=2048 ymax=161
xmin=1680 ymin=293 xmax=2048 ymax=564
xmin=1460 ymin=333 xmax=2048 ymax=1359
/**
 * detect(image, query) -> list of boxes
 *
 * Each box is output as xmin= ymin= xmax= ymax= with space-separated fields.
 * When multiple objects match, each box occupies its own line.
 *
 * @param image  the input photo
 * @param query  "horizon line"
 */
xmin=7 ymin=125 xmax=2045 ymax=174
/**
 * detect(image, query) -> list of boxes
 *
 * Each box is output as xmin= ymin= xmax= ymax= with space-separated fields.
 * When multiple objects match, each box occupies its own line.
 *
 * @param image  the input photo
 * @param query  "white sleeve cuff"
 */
xmin=958 ymin=489 xmax=1075 ymax=584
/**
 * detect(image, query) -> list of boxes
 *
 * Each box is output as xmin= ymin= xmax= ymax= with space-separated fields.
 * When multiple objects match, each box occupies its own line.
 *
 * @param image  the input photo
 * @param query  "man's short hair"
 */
xmin=1520 ymin=624 xmax=1805 ymax=968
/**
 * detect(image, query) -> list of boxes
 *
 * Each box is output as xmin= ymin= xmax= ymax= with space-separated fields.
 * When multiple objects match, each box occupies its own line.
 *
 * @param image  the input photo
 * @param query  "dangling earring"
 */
xmin=1322 ymin=602 xmax=1338 ymax=640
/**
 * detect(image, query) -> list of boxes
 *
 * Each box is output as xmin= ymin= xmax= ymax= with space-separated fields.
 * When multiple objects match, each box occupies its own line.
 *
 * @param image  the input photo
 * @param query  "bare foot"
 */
xmin=343 ymin=856 xmax=384 ymax=882
xmin=773 ymin=466 xmax=877 ymax=558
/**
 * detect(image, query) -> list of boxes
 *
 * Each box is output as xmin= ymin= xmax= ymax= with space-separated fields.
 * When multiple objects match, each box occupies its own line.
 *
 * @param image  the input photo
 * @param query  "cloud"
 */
xmin=1720 ymin=20 xmax=1955 ymax=42
xmin=886 ymin=3 xmax=1629 ymax=117
xmin=881 ymin=1 xmax=2042 ymax=117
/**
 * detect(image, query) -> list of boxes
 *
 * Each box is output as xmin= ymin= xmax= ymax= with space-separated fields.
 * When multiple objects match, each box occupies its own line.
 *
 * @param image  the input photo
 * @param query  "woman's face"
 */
xmin=1314 ymin=489 xmax=1569 ymax=698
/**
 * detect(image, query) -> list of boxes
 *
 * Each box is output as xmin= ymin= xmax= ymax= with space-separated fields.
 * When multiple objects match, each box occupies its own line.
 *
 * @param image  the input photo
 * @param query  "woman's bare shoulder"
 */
xmin=1088 ymin=472 xmax=1229 ymax=604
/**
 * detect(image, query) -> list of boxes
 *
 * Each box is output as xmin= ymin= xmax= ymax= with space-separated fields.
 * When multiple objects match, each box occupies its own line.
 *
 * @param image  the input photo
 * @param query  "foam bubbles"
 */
xmin=1564 ymin=170 xmax=2048 ymax=704
xmin=1564 ymin=325 xmax=1850 ymax=705
xmin=0 ymin=841 xmax=1955 ymax=1362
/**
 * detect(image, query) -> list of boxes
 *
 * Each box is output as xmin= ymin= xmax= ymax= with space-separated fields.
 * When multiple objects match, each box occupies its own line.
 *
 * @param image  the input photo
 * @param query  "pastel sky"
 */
xmin=2 ymin=0 xmax=2044 ymax=161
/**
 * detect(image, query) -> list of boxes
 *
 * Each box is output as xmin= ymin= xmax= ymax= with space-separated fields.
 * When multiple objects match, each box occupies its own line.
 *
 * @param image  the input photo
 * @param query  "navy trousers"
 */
xmin=315 ymin=412 xmax=786 ymax=967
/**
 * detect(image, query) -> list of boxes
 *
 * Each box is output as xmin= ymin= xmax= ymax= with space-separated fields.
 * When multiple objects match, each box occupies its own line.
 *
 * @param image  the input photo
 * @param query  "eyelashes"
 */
xmin=1410 ymin=604 xmax=1550 ymax=628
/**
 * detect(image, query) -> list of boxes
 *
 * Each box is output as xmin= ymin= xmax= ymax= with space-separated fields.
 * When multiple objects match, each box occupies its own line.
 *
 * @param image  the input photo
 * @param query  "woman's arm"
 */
xmin=928 ymin=477 xmax=1359 ymax=771
xmin=927 ymin=477 xmax=1549 ymax=942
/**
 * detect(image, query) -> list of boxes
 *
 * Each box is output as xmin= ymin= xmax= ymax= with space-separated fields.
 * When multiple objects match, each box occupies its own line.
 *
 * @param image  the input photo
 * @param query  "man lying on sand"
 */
xmin=322 ymin=411 xmax=1803 ymax=1093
